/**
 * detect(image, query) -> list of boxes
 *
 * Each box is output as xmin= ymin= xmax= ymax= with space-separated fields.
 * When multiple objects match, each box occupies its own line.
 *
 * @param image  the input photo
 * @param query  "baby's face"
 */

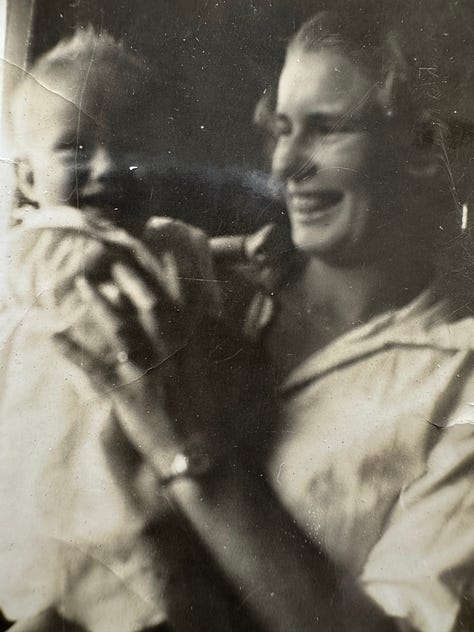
xmin=19 ymin=75 xmax=155 ymax=220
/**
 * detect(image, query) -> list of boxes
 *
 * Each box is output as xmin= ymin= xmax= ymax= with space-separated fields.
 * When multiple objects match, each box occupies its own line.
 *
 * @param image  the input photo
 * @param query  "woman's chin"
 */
xmin=291 ymin=228 xmax=343 ymax=258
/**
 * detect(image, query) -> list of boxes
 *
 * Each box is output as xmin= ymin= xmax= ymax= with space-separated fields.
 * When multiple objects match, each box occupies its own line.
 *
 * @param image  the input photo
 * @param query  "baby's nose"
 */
xmin=89 ymin=146 xmax=116 ymax=180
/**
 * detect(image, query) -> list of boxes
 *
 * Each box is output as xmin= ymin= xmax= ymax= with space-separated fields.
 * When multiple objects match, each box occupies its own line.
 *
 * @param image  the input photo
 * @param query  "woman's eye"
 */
xmin=311 ymin=120 xmax=350 ymax=136
xmin=313 ymin=124 xmax=334 ymax=136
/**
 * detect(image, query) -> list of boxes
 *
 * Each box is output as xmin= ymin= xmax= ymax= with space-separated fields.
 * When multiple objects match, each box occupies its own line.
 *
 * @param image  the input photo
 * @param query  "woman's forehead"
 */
xmin=277 ymin=48 xmax=377 ymax=116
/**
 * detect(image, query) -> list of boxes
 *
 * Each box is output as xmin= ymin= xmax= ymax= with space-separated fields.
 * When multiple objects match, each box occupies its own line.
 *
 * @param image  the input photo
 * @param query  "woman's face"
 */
xmin=272 ymin=47 xmax=399 ymax=262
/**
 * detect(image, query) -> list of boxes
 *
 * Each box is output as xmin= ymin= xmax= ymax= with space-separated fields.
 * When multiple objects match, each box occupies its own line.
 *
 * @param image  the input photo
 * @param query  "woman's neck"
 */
xmin=301 ymin=249 xmax=433 ymax=327
xmin=268 ymin=248 xmax=434 ymax=377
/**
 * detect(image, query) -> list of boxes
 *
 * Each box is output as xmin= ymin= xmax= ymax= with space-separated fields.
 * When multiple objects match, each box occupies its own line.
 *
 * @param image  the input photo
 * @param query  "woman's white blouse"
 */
xmin=268 ymin=289 xmax=474 ymax=631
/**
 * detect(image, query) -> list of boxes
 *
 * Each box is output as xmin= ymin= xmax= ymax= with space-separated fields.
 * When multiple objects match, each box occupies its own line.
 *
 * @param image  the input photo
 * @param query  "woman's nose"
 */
xmin=272 ymin=135 xmax=319 ymax=183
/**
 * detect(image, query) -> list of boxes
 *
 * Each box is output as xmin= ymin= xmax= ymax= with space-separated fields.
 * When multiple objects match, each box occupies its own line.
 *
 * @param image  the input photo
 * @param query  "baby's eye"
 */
xmin=75 ymin=144 xmax=91 ymax=158
xmin=53 ymin=139 xmax=74 ymax=151
xmin=54 ymin=140 xmax=88 ymax=154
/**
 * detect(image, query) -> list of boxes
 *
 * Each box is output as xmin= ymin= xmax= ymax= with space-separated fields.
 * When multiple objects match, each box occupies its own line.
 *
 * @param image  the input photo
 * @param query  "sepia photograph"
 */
xmin=1 ymin=1 xmax=474 ymax=630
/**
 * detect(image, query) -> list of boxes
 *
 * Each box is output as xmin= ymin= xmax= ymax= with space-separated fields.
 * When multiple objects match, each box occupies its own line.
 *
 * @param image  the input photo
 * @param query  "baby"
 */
xmin=1 ymin=27 xmax=286 ymax=632
xmin=1 ymin=28 xmax=229 ymax=632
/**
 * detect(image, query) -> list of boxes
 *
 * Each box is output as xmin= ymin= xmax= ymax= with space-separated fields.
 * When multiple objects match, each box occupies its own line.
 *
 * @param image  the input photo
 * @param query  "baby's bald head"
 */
xmin=10 ymin=28 xmax=165 ymax=214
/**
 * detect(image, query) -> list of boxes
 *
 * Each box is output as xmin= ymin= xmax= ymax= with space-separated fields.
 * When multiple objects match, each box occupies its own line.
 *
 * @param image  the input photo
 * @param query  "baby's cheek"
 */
xmin=59 ymin=168 xmax=77 ymax=189
xmin=46 ymin=165 xmax=77 ymax=202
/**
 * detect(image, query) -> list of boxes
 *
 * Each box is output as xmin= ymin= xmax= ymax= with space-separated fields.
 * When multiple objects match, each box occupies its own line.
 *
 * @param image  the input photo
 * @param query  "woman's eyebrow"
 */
xmin=275 ymin=111 xmax=342 ymax=125
xmin=273 ymin=110 xmax=370 ymax=133
xmin=306 ymin=112 xmax=342 ymax=124
xmin=307 ymin=109 xmax=379 ymax=131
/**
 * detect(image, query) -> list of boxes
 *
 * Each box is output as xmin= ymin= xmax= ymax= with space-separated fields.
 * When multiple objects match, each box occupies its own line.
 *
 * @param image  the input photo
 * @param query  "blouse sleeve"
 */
xmin=360 ymin=368 xmax=474 ymax=632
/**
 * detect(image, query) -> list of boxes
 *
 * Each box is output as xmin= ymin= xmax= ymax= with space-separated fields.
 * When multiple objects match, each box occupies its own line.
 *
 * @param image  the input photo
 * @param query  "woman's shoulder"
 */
xmin=392 ymin=285 xmax=474 ymax=353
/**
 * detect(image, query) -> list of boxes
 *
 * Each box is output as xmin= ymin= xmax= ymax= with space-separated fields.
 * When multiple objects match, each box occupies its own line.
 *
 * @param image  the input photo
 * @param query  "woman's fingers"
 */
xmin=82 ymin=240 xmax=115 ymax=283
xmin=112 ymin=262 xmax=157 ymax=312
xmin=70 ymin=274 xmax=180 ymax=378
xmin=144 ymin=217 xmax=221 ymax=316
xmin=98 ymin=280 xmax=130 ymax=311
xmin=111 ymin=262 xmax=185 ymax=355
xmin=75 ymin=277 xmax=135 ymax=345
xmin=54 ymin=329 xmax=182 ymax=481
xmin=54 ymin=328 xmax=145 ymax=389
xmin=74 ymin=277 xmax=157 ymax=370
xmin=74 ymin=219 xmax=221 ymax=349
xmin=8 ymin=608 xmax=89 ymax=632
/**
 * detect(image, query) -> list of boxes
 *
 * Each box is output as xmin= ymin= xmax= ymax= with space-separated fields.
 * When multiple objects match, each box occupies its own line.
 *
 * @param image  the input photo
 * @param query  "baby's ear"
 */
xmin=15 ymin=157 xmax=36 ymax=201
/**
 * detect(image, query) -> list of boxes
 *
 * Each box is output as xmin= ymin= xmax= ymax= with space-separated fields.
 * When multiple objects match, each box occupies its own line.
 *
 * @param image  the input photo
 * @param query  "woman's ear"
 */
xmin=405 ymin=145 xmax=443 ymax=178
xmin=15 ymin=158 xmax=36 ymax=202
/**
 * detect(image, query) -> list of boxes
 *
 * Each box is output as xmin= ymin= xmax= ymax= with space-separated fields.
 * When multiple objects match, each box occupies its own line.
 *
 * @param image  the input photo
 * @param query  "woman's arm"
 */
xmin=56 ymin=307 xmax=404 ymax=630
xmin=171 ymin=469 xmax=377 ymax=632
xmin=53 ymin=218 xmax=409 ymax=632
xmin=111 ymin=373 xmax=406 ymax=632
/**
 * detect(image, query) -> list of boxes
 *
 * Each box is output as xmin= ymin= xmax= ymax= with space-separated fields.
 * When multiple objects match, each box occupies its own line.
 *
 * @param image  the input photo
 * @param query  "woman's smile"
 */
xmin=287 ymin=190 xmax=344 ymax=219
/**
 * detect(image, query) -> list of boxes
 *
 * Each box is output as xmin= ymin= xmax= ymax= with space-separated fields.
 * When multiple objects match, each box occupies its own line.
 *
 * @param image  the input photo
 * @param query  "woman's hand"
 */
xmin=8 ymin=608 xmax=88 ymax=632
xmin=54 ymin=218 xmax=228 ymax=482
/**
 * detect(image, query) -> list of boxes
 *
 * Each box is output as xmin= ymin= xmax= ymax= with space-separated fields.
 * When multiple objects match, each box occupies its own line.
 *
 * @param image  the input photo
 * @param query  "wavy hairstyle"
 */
xmin=255 ymin=8 xmax=474 ymax=156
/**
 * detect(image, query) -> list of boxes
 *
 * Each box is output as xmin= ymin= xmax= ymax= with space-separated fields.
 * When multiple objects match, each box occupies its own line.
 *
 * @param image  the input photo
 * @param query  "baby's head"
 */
xmin=11 ymin=27 xmax=162 ymax=220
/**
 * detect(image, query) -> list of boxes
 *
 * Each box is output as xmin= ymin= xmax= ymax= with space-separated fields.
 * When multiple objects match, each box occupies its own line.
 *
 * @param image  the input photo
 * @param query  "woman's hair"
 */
xmin=287 ymin=10 xmax=410 ymax=117
xmin=255 ymin=7 xmax=474 ymax=153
